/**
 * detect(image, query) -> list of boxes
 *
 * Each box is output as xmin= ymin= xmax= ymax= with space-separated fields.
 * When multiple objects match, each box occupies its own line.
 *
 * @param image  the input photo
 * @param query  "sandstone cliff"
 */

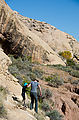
xmin=0 ymin=0 xmax=79 ymax=65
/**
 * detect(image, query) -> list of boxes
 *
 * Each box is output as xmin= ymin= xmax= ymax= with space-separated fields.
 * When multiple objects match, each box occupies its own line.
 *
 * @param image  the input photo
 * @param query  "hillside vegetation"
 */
xmin=8 ymin=54 xmax=79 ymax=120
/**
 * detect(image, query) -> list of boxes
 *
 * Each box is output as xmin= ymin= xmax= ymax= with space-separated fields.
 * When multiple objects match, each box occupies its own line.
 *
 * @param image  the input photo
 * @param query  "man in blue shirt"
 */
xmin=28 ymin=79 xmax=42 ymax=113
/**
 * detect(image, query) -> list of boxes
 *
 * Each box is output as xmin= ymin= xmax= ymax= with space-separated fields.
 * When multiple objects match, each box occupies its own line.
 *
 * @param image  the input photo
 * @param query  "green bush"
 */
xmin=8 ymin=55 xmax=33 ymax=83
xmin=51 ymin=64 xmax=64 ymax=69
xmin=45 ymin=89 xmax=52 ymax=99
xmin=32 ymin=68 xmax=44 ymax=79
xmin=72 ymin=64 xmax=79 ymax=70
xmin=69 ymin=70 xmax=79 ymax=78
xmin=66 ymin=59 xmax=75 ymax=66
xmin=71 ymin=79 xmax=79 ymax=85
xmin=51 ymin=64 xmax=79 ymax=79
xmin=29 ymin=73 xmax=36 ymax=81
xmin=46 ymin=110 xmax=63 ymax=120
xmin=30 ymin=18 xmax=32 ymax=21
xmin=41 ymin=101 xmax=50 ymax=112
xmin=45 ymin=76 xmax=52 ymax=82
xmin=45 ymin=74 xmax=64 ymax=88
xmin=9 ymin=55 xmax=43 ymax=84
xmin=8 ymin=65 xmax=19 ymax=77
xmin=38 ymin=88 xmax=52 ymax=102
xmin=50 ymin=64 xmax=72 ymax=73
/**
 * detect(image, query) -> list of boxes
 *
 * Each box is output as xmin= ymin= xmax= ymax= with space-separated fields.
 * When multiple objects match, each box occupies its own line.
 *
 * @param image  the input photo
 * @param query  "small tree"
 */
xmin=59 ymin=51 xmax=72 ymax=60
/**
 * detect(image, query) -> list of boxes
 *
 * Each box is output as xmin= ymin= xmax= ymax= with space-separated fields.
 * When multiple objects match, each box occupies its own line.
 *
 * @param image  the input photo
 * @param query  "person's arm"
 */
xmin=38 ymin=84 xmax=42 ymax=96
xmin=27 ymin=83 xmax=31 ymax=87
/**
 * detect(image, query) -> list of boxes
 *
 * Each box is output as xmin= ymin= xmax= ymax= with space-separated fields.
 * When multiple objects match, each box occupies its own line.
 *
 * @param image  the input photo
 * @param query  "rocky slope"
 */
xmin=37 ymin=65 xmax=79 ymax=120
xmin=0 ymin=47 xmax=38 ymax=120
xmin=0 ymin=46 xmax=79 ymax=120
xmin=0 ymin=0 xmax=79 ymax=65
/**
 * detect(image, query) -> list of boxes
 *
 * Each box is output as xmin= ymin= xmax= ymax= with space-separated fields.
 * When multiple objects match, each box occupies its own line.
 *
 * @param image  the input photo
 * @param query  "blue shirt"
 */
xmin=30 ymin=81 xmax=39 ymax=93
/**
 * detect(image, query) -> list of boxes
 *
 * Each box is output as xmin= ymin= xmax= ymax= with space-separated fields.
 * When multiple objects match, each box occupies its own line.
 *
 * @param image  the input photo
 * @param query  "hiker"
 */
xmin=27 ymin=79 xmax=42 ymax=113
xmin=22 ymin=82 xmax=28 ymax=106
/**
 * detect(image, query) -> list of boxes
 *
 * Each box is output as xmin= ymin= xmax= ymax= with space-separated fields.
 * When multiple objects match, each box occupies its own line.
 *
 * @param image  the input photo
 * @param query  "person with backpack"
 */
xmin=22 ymin=82 xmax=28 ymax=106
xmin=27 ymin=79 xmax=42 ymax=113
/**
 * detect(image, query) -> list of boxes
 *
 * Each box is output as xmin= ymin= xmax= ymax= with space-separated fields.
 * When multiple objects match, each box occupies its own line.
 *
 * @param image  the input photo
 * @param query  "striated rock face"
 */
xmin=0 ymin=0 xmax=65 ymax=65
xmin=0 ymin=0 xmax=78 ymax=65
xmin=17 ymin=15 xmax=79 ymax=63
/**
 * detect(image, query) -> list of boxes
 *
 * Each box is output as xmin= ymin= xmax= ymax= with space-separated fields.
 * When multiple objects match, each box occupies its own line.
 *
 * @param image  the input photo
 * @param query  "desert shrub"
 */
xmin=45 ymin=76 xmax=52 ymax=82
xmin=32 ymin=68 xmax=44 ymax=79
xmin=9 ymin=55 xmax=34 ymax=95
xmin=45 ymin=89 xmax=52 ymax=99
xmin=48 ymin=62 xmax=79 ymax=79
xmin=67 ymin=77 xmax=73 ymax=83
xmin=71 ymin=79 xmax=79 ymax=85
xmin=69 ymin=70 xmax=79 ymax=78
xmin=51 ymin=64 xmax=64 ymax=69
xmin=38 ymin=88 xmax=52 ymax=102
xmin=75 ymin=64 xmax=79 ymax=70
xmin=30 ymin=18 xmax=32 ymax=21
xmin=59 ymin=51 xmax=72 ymax=60
xmin=29 ymin=73 xmax=36 ymax=81
xmin=66 ymin=59 xmax=75 ymax=66
xmin=27 ymin=56 xmax=32 ymax=62
xmin=41 ymin=101 xmax=50 ymax=112
xmin=51 ymin=64 xmax=72 ymax=72
xmin=63 ymin=67 xmax=72 ymax=72
xmin=46 ymin=110 xmax=63 ymax=120
xmin=8 ymin=65 xmax=19 ymax=77
xmin=51 ymin=64 xmax=79 ymax=78
xmin=72 ymin=64 xmax=79 ymax=70
xmin=45 ymin=74 xmax=64 ymax=88
xmin=8 ymin=55 xmax=33 ymax=83
xmin=9 ymin=55 xmax=43 ymax=84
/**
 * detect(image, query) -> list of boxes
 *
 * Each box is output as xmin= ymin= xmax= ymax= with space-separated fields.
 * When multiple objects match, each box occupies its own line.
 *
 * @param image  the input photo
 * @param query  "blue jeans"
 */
xmin=30 ymin=92 xmax=38 ymax=113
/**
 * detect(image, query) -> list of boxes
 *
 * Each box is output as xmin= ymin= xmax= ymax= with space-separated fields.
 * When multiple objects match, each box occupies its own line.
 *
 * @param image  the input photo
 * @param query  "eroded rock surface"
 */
xmin=0 ymin=0 xmax=79 ymax=65
xmin=52 ymin=86 xmax=79 ymax=120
